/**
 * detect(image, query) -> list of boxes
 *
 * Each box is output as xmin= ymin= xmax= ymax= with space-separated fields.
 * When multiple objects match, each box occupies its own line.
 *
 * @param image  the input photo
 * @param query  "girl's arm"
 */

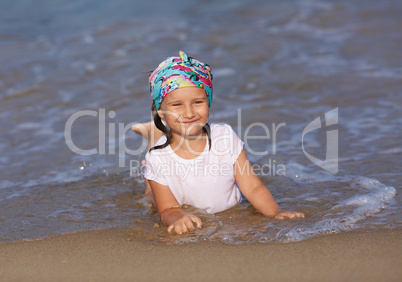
xmin=148 ymin=180 xmax=202 ymax=234
xmin=234 ymin=149 xmax=304 ymax=219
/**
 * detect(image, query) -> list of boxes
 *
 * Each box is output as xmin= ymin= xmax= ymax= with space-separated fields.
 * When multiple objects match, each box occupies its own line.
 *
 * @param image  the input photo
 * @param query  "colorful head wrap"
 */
xmin=149 ymin=51 xmax=213 ymax=110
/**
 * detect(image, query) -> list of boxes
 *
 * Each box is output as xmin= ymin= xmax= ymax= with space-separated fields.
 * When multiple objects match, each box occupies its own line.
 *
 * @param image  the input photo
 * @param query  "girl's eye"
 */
xmin=194 ymin=100 xmax=204 ymax=104
xmin=172 ymin=103 xmax=182 ymax=107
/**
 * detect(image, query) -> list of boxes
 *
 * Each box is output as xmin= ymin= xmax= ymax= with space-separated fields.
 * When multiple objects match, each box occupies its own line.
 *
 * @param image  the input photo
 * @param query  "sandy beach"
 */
xmin=0 ymin=229 xmax=400 ymax=282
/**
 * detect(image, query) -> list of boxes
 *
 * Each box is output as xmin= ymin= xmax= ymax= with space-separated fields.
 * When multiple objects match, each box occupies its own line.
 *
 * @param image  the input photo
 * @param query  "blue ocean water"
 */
xmin=0 ymin=0 xmax=401 ymax=244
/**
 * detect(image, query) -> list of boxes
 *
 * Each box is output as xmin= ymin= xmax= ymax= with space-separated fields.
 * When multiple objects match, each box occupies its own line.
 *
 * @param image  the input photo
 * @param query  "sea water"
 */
xmin=0 ymin=0 xmax=401 ymax=244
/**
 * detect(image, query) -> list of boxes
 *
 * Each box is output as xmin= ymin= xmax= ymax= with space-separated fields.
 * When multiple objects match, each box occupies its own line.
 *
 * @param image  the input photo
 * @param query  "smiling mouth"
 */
xmin=181 ymin=120 xmax=199 ymax=125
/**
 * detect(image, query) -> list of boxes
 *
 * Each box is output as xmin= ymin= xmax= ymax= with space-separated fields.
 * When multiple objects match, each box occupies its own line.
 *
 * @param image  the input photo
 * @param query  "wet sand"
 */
xmin=0 ymin=229 xmax=401 ymax=282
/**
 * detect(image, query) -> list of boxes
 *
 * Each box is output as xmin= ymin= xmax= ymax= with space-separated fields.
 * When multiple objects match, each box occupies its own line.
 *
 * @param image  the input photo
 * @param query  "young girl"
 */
xmin=132 ymin=51 xmax=304 ymax=235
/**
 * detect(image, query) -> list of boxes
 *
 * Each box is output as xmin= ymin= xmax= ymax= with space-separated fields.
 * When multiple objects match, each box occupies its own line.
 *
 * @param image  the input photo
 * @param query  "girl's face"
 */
xmin=159 ymin=86 xmax=209 ymax=139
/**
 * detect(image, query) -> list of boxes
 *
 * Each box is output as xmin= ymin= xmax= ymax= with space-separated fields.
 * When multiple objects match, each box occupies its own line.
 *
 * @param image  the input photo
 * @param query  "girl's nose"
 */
xmin=182 ymin=104 xmax=196 ymax=119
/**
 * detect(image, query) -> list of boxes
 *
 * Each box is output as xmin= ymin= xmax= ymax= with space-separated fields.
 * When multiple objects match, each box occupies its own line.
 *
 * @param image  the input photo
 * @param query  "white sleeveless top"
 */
xmin=143 ymin=123 xmax=244 ymax=214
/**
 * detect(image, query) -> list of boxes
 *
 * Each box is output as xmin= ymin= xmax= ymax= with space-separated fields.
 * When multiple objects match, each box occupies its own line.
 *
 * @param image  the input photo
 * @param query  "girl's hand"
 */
xmin=167 ymin=214 xmax=202 ymax=234
xmin=274 ymin=211 xmax=305 ymax=220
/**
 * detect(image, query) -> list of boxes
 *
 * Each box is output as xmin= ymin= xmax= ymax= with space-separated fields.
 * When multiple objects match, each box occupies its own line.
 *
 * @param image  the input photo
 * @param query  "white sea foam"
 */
xmin=271 ymin=166 xmax=398 ymax=242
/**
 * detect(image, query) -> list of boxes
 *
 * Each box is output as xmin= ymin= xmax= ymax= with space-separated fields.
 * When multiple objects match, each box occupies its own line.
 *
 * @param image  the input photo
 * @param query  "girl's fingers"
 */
xmin=275 ymin=214 xmax=285 ymax=220
xmin=174 ymin=224 xmax=183 ymax=235
xmin=178 ymin=221 xmax=188 ymax=234
xmin=167 ymin=215 xmax=203 ymax=234
xmin=183 ymin=215 xmax=202 ymax=232
xmin=288 ymin=211 xmax=304 ymax=218
xmin=167 ymin=222 xmax=185 ymax=234
xmin=184 ymin=219 xmax=195 ymax=232
xmin=168 ymin=223 xmax=185 ymax=234
xmin=190 ymin=216 xmax=202 ymax=228
xmin=275 ymin=211 xmax=305 ymax=220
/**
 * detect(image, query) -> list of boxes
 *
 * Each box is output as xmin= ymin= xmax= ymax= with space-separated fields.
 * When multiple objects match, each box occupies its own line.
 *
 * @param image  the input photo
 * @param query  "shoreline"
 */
xmin=1 ymin=228 xmax=401 ymax=281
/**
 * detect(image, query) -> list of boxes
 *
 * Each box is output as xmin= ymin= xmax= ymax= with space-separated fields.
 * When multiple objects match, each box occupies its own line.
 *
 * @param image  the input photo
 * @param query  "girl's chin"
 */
xmin=172 ymin=124 xmax=206 ymax=137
